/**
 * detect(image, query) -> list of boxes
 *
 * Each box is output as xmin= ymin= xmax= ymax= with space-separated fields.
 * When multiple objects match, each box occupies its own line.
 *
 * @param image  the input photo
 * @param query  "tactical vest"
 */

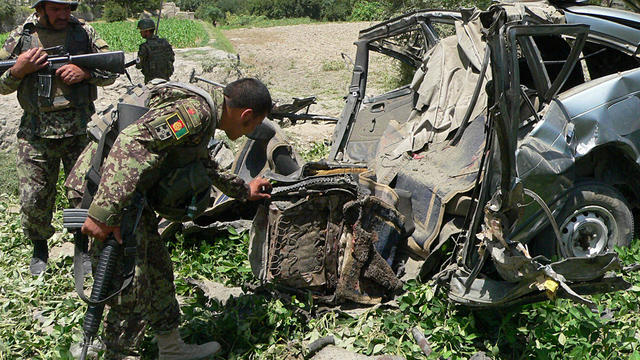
xmin=17 ymin=21 xmax=97 ymax=114
xmin=84 ymin=80 xmax=219 ymax=222
xmin=140 ymin=36 xmax=174 ymax=83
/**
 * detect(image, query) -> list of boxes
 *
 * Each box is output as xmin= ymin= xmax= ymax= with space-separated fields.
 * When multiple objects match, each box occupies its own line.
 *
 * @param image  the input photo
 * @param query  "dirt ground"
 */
xmin=224 ymin=22 xmax=383 ymax=152
xmin=0 ymin=22 xmax=378 ymax=153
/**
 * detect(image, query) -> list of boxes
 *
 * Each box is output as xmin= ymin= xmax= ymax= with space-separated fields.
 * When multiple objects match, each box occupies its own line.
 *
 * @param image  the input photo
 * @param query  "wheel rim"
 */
xmin=558 ymin=205 xmax=617 ymax=257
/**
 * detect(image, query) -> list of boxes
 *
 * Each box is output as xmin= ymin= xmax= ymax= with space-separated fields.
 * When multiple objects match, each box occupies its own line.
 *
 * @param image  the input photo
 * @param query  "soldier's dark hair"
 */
xmin=223 ymin=78 xmax=272 ymax=116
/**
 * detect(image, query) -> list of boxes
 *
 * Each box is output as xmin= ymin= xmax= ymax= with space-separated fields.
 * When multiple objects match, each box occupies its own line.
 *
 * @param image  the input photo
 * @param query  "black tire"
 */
xmin=534 ymin=182 xmax=633 ymax=258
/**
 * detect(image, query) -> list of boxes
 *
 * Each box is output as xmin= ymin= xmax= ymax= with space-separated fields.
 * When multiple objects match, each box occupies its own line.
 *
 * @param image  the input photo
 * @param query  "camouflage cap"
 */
xmin=31 ymin=0 xmax=79 ymax=11
xmin=137 ymin=18 xmax=156 ymax=31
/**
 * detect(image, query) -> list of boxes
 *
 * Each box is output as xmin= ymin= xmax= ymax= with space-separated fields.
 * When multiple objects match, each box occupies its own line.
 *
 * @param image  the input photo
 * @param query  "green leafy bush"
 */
xmin=247 ymin=0 xmax=323 ymax=19
xmin=196 ymin=4 xmax=224 ymax=24
xmin=0 ymin=4 xmax=32 ymax=33
xmin=103 ymin=1 xmax=127 ymax=22
xmin=320 ymin=0 xmax=353 ymax=20
xmin=223 ymin=13 xmax=268 ymax=27
xmin=176 ymin=0 xmax=206 ymax=12
xmin=350 ymin=0 xmax=387 ymax=21
xmin=0 ymin=3 xmax=16 ymax=31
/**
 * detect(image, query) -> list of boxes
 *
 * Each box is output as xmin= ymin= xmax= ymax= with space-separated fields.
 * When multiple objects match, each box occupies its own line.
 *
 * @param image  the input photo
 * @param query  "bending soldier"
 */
xmin=0 ymin=0 xmax=116 ymax=276
xmin=136 ymin=18 xmax=175 ymax=84
xmin=65 ymin=78 xmax=273 ymax=359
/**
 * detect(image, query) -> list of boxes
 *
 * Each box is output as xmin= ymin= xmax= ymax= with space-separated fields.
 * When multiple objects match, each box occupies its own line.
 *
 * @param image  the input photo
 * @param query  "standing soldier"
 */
xmin=136 ymin=18 xmax=175 ymax=84
xmin=0 ymin=0 xmax=117 ymax=276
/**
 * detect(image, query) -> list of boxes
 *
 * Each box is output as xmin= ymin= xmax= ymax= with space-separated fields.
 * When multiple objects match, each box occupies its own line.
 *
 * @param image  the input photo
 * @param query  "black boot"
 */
xmin=30 ymin=240 xmax=48 ymax=276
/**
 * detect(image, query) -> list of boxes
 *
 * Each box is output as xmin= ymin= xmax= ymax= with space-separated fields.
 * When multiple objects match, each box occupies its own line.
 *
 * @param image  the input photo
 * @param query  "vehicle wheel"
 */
xmin=553 ymin=182 xmax=633 ymax=258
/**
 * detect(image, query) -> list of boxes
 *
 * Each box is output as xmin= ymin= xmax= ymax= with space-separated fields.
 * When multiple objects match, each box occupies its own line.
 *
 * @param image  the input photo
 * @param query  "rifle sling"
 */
xmin=73 ymin=194 xmax=144 ymax=306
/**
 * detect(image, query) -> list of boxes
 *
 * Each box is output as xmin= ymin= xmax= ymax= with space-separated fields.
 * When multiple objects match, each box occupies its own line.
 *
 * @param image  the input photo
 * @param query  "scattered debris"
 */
xmin=309 ymin=345 xmax=404 ymax=360
xmin=411 ymin=326 xmax=432 ymax=356
xmin=185 ymin=278 xmax=244 ymax=305
xmin=306 ymin=335 xmax=335 ymax=359
xmin=49 ymin=241 xmax=74 ymax=260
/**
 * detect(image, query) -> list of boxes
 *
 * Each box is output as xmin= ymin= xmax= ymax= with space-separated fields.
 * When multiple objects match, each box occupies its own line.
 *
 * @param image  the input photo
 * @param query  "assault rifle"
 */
xmin=63 ymin=195 xmax=144 ymax=360
xmin=0 ymin=48 xmax=130 ymax=75
xmin=0 ymin=48 xmax=136 ymax=99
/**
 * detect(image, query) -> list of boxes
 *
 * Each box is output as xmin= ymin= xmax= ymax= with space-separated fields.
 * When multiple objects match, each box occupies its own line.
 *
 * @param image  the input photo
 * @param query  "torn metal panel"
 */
xmin=560 ymin=68 xmax=640 ymax=159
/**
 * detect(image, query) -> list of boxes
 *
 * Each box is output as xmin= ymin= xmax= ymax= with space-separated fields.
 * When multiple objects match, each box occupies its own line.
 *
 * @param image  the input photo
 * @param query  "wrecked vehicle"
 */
xmin=191 ymin=0 xmax=640 ymax=308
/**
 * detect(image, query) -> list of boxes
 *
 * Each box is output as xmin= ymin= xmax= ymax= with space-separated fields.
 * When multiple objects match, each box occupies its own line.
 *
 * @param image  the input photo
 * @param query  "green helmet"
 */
xmin=137 ymin=18 xmax=156 ymax=31
xmin=31 ymin=0 xmax=78 ymax=11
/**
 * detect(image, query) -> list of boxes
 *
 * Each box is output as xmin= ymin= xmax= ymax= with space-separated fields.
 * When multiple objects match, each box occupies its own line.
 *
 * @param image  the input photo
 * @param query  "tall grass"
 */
xmin=92 ymin=18 xmax=208 ymax=52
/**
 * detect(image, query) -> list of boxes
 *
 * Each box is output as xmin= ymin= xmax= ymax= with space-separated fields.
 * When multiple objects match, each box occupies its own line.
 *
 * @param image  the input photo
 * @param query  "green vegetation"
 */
xmin=350 ymin=0 xmax=387 ymax=21
xmin=0 ymin=151 xmax=18 ymax=197
xmin=301 ymin=141 xmax=331 ymax=162
xmin=220 ymin=15 xmax=317 ymax=29
xmin=0 ymin=32 xmax=9 ymax=48
xmin=92 ymin=18 xmax=208 ymax=52
xmin=203 ymin=21 xmax=235 ymax=53
xmin=321 ymin=59 xmax=347 ymax=72
xmin=0 ymin=150 xmax=639 ymax=358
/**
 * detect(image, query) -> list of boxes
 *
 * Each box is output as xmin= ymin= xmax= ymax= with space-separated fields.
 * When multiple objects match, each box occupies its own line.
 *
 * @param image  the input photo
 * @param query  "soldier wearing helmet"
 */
xmin=136 ymin=18 xmax=175 ymax=83
xmin=0 ymin=0 xmax=116 ymax=276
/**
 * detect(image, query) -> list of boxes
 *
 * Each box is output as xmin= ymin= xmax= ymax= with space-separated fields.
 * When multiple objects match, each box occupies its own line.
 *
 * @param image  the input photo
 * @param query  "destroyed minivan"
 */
xmin=194 ymin=0 xmax=640 ymax=308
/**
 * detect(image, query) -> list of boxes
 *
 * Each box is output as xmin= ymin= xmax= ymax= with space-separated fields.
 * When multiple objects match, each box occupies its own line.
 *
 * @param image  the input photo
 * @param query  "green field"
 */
xmin=91 ymin=18 xmax=208 ymax=52
xmin=0 ymin=19 xmax=208 ymax=54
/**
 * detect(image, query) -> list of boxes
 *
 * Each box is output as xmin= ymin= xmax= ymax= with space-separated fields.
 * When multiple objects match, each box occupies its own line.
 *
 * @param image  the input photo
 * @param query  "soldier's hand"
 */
xmin=247 ymin=177 xmax=272 ymax=201
xmin=9 ymin=47 xmax=49 ymax=79
xmin=81 ymin=216 xmax=123 ymax=244
xmin=56 ymin=63 xmax=91 ymax=85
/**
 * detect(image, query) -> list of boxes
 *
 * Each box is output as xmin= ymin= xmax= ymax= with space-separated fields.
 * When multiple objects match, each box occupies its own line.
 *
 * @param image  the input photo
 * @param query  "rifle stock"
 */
xmin=0 ymin=50 xmax=127 ymax=75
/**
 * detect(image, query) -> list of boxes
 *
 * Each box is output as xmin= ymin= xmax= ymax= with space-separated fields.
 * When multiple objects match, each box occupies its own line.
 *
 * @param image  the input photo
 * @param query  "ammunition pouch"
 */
xmin=149 ymin=160 xmax=213 ymax=222
xmin=250 ymin=169 xmax=407 ymax=304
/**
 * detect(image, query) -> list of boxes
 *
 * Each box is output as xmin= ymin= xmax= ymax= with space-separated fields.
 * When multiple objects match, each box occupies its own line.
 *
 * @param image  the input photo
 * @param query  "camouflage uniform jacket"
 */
xmin=136 ymin=35 xmax=174 ymax=84
xmin=0 ymin=13 xmax=117 ymax=138
xmin=86 ymin=86 xmax=249 ymax=226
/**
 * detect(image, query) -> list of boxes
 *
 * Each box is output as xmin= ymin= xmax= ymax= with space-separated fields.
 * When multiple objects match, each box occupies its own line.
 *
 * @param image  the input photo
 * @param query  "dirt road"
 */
xmin=0 ymin=22 xmax=378 ymax=152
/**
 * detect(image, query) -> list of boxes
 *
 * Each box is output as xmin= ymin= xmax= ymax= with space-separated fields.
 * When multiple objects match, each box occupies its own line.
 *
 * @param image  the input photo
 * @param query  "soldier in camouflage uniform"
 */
xmin=65 ymin=78 xmax=273 ymax=359
xmin=0 ymin=0 xmax=117 ymax=276
xmin=136 ymin=18 xmax=174 ymax=84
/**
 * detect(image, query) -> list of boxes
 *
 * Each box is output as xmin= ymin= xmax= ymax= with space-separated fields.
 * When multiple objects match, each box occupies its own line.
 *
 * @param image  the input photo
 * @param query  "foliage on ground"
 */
xmin=201 ymin=21 xmax=235 ymax=53
xmin=300 ymin=141 xmax=330 ymax=162
xmin=0 ymin=150 xmax=638 ymax=359
xmin=91 ymin=18 xmax=208 ymax=52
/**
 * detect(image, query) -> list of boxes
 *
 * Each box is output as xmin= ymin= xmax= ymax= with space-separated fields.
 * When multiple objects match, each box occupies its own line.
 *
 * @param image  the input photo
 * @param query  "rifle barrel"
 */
xmin=0 ymin=51 xmax=127 ymax=75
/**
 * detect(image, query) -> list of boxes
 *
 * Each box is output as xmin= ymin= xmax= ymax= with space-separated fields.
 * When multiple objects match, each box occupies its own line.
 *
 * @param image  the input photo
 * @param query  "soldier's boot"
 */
xmin=156 ymin=328 xmax=220 ymax=360
xmin=30 ymin=240 xmax=48 ymax=276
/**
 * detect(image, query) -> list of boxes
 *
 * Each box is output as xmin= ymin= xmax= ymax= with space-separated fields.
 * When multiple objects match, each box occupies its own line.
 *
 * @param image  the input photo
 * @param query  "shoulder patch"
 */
xmin=166 ymin=112 xmax=189 ymax=140
xmin=154 ymin=122 xmax=173 ymax=140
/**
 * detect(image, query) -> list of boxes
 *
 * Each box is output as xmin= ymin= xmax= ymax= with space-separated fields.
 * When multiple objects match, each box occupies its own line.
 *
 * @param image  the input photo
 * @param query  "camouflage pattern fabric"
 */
xmin=65 ymin=85 xmax=250 ymax=355
xmin=90 ymin=208 xmax=177 ymax=359
xmin=0 ymin=13 xmax=116 ymax=138
xmin=87 ymin=86 xmax=249 ymax=226
xmin=17 ymin=134 xmax=88 ymax=242
xmin=0 ymin=13 xmax=115 ymax=252
xmin=136 ymin=36 xmax=174 ymax=84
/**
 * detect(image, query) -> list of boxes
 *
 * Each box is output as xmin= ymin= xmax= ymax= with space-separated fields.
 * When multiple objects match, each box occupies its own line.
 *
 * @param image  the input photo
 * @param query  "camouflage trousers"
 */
xmin=90 ymin=207 xmax=180 ymax=359
xmin=17 ymin=133 xmax=88 ymax=244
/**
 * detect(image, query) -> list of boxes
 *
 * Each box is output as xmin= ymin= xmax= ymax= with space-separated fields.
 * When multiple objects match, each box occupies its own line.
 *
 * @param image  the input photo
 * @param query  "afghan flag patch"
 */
xmin=165 ymin=112 xmax=189 ymax=140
